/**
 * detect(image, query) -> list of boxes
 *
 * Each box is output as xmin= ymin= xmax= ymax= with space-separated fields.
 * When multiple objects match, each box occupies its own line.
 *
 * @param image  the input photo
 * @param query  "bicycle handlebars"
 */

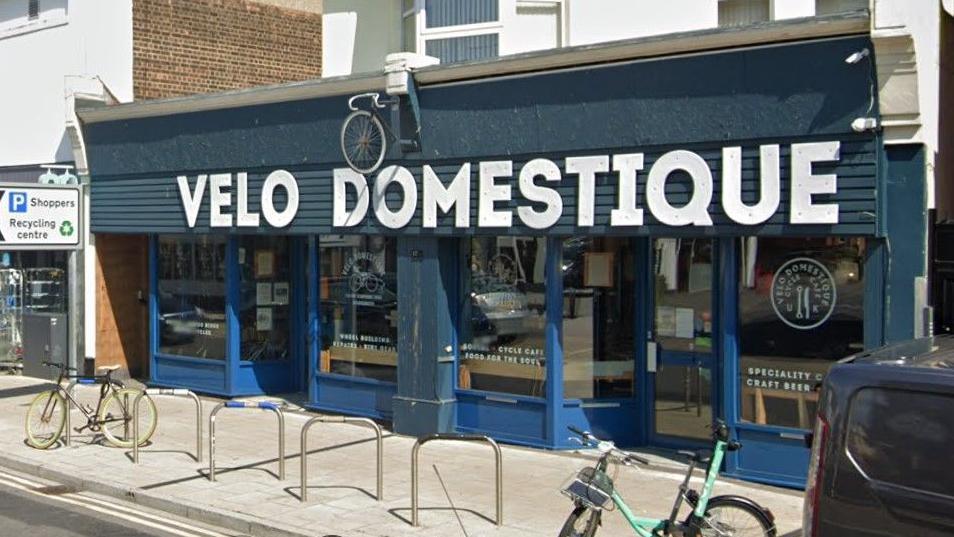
xmin=348 ymin=92 xmax=388 ymax=111
xmin=567 ymin=426 xmax=650 ymax=466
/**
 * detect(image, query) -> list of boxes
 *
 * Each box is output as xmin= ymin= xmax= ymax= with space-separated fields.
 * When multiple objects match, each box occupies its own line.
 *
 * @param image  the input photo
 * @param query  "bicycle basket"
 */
xmin=560 ymin=467 xmax=615 ymax=510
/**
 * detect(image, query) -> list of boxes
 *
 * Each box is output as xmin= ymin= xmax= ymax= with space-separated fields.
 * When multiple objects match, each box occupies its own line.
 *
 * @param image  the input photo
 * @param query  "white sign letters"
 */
xmin=177 ymin=141 xmax=844 ymax=230
xmin=178 ymin=170 xmax=300 ymax=228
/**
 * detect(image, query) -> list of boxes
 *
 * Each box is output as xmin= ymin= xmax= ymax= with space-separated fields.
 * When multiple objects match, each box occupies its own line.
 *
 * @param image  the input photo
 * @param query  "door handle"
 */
xmin=646 ymin=341 xmax=657 ymax=373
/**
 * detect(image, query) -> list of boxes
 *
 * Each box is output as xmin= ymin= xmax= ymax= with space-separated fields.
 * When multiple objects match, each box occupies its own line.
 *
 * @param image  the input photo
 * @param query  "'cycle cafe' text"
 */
xmin=176 ymin=141 xmax=846 ymax=230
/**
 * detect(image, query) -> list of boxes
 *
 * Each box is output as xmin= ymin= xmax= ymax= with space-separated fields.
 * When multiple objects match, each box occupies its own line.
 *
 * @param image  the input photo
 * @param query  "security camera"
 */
xmin=845 ymin=48 xmax=870 ymax=64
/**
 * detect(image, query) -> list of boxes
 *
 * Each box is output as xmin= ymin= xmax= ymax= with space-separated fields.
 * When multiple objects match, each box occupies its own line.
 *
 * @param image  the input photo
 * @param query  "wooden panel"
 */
xmin=96 ymin=234 xmax=149 ymax=378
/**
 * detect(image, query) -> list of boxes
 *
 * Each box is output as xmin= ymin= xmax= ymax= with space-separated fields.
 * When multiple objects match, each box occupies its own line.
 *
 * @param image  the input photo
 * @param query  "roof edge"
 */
xmin=78 ymin=10 xmax=869 ymax=125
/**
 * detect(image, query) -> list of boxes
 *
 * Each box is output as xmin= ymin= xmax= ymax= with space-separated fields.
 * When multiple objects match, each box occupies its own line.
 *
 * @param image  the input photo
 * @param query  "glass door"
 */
xmin=650 ymin=238 xmax=715 ymax=444
xmin=561 ymin=237 xmax=639 ymax=445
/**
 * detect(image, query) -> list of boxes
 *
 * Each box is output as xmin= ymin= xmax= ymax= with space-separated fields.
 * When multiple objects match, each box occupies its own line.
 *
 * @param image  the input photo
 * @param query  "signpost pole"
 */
xmin=68 ymin=247 xmax=83 ymax=372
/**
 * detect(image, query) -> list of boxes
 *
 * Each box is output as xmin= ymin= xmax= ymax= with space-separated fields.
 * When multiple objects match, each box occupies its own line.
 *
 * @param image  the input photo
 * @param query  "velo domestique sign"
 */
xmin=176 ymin=141 xmax=846 ymax=230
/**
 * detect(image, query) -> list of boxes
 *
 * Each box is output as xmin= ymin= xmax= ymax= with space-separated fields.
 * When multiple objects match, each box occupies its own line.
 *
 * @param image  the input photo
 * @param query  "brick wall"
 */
xmin=133 ymin=0 xmax=322 ymax=100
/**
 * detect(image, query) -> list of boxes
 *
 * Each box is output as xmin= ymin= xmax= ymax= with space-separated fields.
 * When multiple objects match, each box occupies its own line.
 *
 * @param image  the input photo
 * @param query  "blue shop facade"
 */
xmin=81 ymin=28 xmax=929 ymax=487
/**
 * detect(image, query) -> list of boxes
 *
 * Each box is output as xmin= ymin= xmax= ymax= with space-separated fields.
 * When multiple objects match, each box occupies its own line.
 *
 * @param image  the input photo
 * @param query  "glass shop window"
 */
xmin=459 ymin=237 xmax=547 ymax=397
xmin=739 ymin=237 xmax=866 ymax=429
xmin=157 ymin=236 xmax=227 ymax=360
xmin=0 ymin=250 xmax=69 ymax=365
xmin=238 ymin=237 xmax=291 ymax=362
xmin=319 ymin=235 xmax=398 ymax=383
xmin=654 ymin=238 xmax=714 ymax=354
xmin=562 ymin=237 xmax=636 ymax=399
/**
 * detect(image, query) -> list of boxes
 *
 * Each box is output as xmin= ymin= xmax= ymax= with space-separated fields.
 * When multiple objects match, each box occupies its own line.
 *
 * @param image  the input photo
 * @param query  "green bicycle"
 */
xmin=559 ymin=421 xmax=776 ymax=537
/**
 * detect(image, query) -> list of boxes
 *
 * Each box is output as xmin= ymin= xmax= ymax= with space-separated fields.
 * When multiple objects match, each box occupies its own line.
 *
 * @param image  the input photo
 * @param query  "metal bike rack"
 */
xmin=208 ymin=400 xmax=285 ymax=482
xmin=411 ymin=433 xmax=503 ymax=527
xmin=300 ymin=415 xmax=383 ymax=503
xmin=133 ymin=388 xmax=202 ymax=464
xmin=62 ymin=378 xmax=95 ymax=447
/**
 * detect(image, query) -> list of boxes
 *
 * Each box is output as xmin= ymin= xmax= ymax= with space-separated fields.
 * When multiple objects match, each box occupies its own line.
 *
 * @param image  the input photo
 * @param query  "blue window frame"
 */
xmin=149 ymin=235 xmax=305 ymax=397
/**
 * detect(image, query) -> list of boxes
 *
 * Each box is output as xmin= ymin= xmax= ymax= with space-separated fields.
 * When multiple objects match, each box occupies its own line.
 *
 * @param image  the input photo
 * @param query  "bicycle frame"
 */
xmin=607 ymin=439 xmax=729 ymax=536
xmin=43 ymin=368 xmax=127 ymax=427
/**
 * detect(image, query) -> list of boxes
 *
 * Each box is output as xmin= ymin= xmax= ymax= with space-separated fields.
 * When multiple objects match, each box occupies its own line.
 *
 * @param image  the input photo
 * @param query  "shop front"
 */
xmin=81 ymin=18 xmax=927 ymax=487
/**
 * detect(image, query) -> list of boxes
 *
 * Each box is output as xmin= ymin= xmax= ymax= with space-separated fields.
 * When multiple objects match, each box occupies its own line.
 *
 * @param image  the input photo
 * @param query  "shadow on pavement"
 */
xmin=0 ymin=384 xmax=56 ymax=400
xmin=388 ymin=506 xmax=496 ymax=526
xmin=285 ymin=484 xmax=377 ymax=502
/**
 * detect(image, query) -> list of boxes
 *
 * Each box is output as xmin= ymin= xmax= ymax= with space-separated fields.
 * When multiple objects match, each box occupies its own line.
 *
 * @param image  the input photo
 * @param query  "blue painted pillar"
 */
xmin=718 ymin=238 xmax=742 ymax=474
xmin=306 ymin=236 xmax=319 ymax=402
xmin=545 ymin=237 xmax=565 ymax=446
xmin=882 ymin=144 xmax=928 ymax=343
xmin=225 ymin=236 xmax=240 ymax=395
xmin=392 ymin=236 xmax=457 ymax=436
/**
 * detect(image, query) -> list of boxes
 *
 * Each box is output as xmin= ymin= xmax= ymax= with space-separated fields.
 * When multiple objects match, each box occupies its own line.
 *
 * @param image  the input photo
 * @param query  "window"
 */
xmin=562 ymin=237 xmax=636 ymax=399
xmin=718 ymin=0 xmax=769 ymax=27
xmin=157 ymin=236 xmax=227 ymax=360
xmin=238 ymin=236 xmax=291 ymax=362
xmin=0 ymin=0 xmax=67 ymax=37
xmin=654 ymin=239 xmax=714 ymax=354
xmin=846 ymin=388 xmax=954 ymax=497
xmin=815 ymin=0 xmax=868 ymax=15
xmin=739 ymin=237 xmax=866 ymax=429
xmin=424 ymin=0 xmax=498 ymax=28
xmin=460 ymin=237 xmax=547 ymax=397
xmin=319 ymin=235 xmax=398 ymax=383
xmin=425 ymin=34 xmax=498 ymax=64
xmin=404 ymin=0 xmax=503 ymax=64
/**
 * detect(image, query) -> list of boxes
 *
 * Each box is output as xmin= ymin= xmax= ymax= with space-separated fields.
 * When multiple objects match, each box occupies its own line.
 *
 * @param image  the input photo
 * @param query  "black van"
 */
xmin=803 ymin=336 xmax=954 ymax=537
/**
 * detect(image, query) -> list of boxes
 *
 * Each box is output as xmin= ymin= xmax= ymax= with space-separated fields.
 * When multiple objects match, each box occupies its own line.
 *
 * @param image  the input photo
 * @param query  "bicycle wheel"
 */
xmin=25 ymin=390 xmax=66 ymax=449
xmin=701 ymin=497 xmax=777 ymax=537
xmin=558 ymin=504 xmax=601 ymax=537
xmin=341 ymin=109 xmax=387 ymax=174
xmin=99 ymin=388 xmax=157 ymax=448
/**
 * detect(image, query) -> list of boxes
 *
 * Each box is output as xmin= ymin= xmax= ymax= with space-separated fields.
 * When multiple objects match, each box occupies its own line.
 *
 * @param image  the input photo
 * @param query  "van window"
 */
xmin=846 ymin=387 xmax=954 ymax=497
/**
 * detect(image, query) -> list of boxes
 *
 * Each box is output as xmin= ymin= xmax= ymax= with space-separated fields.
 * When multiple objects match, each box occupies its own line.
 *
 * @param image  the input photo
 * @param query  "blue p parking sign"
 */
xmin=0 ymin=185 xmax=80 ymax=248
xmin=9 ymin=192 xmax=27 ymax=213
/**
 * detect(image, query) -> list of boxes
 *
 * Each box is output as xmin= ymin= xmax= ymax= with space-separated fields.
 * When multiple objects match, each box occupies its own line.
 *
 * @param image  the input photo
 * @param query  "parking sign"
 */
xmin=0 ymin=184 xmax=81 ymax=249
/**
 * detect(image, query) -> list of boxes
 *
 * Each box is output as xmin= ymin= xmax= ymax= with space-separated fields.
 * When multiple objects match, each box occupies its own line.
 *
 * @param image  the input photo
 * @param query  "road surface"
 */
xmin=0 ymin=468 xmax=244 ymax=536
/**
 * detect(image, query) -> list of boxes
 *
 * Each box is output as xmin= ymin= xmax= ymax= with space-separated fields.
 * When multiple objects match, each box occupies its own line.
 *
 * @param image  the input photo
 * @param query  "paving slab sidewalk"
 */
xmin=0 ymin=376 xmax=804 ymax=537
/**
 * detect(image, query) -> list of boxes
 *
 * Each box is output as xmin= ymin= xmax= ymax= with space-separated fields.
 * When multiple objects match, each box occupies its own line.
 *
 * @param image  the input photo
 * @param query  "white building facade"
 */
xmin=0 ymin=0 xmax=131 ymax=374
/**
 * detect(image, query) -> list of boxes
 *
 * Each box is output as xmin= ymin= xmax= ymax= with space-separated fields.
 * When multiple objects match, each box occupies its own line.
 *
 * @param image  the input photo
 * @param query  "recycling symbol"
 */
xmin=59 ymin=221 xmax=74 ymax=237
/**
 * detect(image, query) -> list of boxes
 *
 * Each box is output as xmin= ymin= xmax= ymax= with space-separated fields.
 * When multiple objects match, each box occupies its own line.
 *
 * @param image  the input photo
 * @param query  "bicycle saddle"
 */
xmin=97 ymin=365 xmax=121 ymax=372
xmin=678 ymin=450 xmax=711 ymax=464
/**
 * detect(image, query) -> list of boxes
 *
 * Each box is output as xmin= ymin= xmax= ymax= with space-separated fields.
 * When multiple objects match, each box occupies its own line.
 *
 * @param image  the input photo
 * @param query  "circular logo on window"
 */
xmin=342 ymin=252 xmax=385 ymax=296
xmin=770 ymin=257 xmax=836 ymax=330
